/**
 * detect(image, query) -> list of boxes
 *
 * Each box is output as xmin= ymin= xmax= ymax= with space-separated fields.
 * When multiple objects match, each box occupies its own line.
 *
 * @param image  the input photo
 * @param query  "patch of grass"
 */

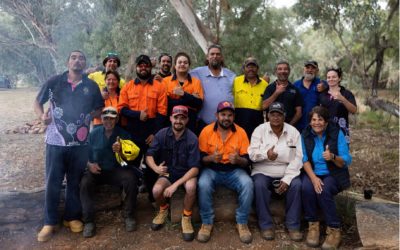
xmin=354 ymin=110 xmax=399 ymax=131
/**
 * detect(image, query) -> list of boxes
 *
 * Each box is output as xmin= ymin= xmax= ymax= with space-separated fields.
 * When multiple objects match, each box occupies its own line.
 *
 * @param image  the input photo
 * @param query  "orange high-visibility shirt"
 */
xmin=198 ymin=122 xmax=249 ymax=164
xmin=118 ymin=78 xmax=167 ymax=118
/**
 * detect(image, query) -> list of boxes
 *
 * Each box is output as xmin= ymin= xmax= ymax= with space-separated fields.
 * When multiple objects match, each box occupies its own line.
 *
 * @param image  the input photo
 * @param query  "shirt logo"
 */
xmin=83 ymin=87 xmax=89 ymax=95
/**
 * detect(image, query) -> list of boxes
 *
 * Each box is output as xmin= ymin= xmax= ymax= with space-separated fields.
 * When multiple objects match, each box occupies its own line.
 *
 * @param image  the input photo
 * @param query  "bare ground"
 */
xmin=0 ymin=88 xmax=398 ymax=249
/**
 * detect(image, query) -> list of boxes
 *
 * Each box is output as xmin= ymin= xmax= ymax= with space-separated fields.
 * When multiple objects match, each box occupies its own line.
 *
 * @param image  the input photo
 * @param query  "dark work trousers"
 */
xmin=301 ymin=173 xmax=341 ymax=228
xmin=252 ymin=174 xmax=302 ymax=230
xmin=131 ymin=141 xmax=158 ymax=203
xmin=44 ymin=144 xmax=88 ymax=225
xmin=80 ymin=168 xmax=139 ymax=223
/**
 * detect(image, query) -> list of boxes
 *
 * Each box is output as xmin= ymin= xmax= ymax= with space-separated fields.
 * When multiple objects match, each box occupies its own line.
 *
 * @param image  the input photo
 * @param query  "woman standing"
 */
xmin=319 ymin=67 xmax=357 ymax=143
xmin=301 ymin=106 xmax=352 ymax=249
xmin=163 ymin=52 xmax=204 ymax=132
xmin=93 ymin=70 xmax=121 ymax=126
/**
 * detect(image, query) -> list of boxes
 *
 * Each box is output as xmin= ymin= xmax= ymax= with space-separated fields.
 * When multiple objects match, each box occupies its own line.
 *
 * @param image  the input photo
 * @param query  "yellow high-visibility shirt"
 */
xmin=233 ymin=75 xmax=268 ymax=111
xmin=88 ymin=71 xmax=126 ymax=90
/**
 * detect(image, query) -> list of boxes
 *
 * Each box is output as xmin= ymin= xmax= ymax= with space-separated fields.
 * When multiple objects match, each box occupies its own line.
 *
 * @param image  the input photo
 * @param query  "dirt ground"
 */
xmin=0 ymin=88 xmax=398 ymax=249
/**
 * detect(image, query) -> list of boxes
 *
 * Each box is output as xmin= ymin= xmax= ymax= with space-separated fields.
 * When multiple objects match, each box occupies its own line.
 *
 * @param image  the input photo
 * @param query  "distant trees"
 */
xmin=293 ymin=0 xmax=399 ymax=95
xmin=0 ymin=0 xmax=397 ymax=92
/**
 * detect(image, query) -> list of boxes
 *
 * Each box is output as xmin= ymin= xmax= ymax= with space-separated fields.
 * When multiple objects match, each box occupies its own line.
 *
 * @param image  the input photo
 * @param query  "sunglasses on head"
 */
xmin=107 ymin=52 xmax=118 ymax=57
xmin=102 ymin=110 xmax=117 ymax=115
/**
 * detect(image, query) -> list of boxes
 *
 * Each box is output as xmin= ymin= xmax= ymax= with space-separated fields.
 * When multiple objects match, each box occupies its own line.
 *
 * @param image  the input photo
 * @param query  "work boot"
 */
xmin=261 ymin=228 xmax=275 ymax=240
xmin=288 ymin=229 xmax=303 ymax=242
xmin=197 ymin=224 xmax=213 ymax=243
xmin=125 ymin=217 xmax=137 ymax=232
xmin=37 ymin=225 xmax=57 ymax=242
xmin=83 ymin=222 xmax=96 ymax=238
xmin=306 ymin=221 xmax=320 ymax=247
xmin=322 ymin=227 xmax=341 ymax=250
xmin=63 ymin=220 xmax=83 ymax=233
xmin=151 ymin=208 xmax=168 ymax=231
xmin=236 ymin=224 xmax=252 ymax=244
xmin=181 ymin=216 xmax=194 ymax=241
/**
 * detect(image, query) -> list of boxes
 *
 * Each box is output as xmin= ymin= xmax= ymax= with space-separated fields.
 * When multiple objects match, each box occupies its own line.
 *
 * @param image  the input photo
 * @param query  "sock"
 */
xmin=160 ymin=204 xmax=169 ymax=211
xmin=183 ymin=209 xmax=192 ymax=217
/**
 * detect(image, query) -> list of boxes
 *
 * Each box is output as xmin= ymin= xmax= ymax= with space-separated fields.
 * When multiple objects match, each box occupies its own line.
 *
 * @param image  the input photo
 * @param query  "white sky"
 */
xmin=270 ymin=0 xmax=297 ymax=8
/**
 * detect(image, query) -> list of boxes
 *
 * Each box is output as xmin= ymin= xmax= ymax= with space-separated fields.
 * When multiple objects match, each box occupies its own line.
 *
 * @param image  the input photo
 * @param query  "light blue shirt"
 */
xmin=301 ymin=129 xmax=352 ymax=175
xmin=190 ymin=66 xmax=236 ymax=124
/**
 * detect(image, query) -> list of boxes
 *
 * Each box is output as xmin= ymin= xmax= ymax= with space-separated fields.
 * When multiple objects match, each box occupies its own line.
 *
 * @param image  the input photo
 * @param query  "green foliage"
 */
xmin=293 ymin=0 xmax=399 ymax=89
xmin=355 ymin=109 xmax=399 ymax=131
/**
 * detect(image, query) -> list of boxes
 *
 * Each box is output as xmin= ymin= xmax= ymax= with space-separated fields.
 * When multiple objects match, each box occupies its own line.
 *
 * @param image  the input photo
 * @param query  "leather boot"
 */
xmin=322 ymin=226 xmax=341 ymax=250
xmin=306 ymin=221 xmax=320 ymax=247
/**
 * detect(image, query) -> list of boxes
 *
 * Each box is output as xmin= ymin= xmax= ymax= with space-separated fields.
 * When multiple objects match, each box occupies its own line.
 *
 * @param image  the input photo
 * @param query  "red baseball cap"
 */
xmin=171 ymin=105 xmax=188 ymax=118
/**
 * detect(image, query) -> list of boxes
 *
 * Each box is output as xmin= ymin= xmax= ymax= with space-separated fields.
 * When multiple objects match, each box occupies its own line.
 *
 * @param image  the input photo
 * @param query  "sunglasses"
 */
xmin=107 ymin=52 xmax=118 ymax=57
xmin=102 ymin=110 xmax=117 ymax=115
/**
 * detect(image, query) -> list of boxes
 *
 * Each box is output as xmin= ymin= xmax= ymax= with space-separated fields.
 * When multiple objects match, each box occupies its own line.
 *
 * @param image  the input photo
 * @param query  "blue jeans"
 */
xmin=252 ymin=174 xmax=302 ymax=230
xmin=44 ymin=144 xmax=88 ymax=225
xmin=302 ymin=174 xmax=340 ymax=228
xmin=198 ymin=168 xmax=253 ymax=224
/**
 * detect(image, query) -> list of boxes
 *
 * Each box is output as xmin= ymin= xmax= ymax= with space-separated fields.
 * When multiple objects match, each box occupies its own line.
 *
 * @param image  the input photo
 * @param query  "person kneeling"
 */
xmin=80 ymin=107 xmax=140 ymax=237
xmin=248 ymin=102 xmax=303 ymax=242
xmin=146 ymin=105 xmax=200 ymax=241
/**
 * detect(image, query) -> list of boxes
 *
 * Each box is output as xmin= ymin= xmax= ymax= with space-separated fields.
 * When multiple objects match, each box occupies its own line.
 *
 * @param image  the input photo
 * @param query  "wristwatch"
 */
xmin=331 ymin=154 xmax=336 ymax=161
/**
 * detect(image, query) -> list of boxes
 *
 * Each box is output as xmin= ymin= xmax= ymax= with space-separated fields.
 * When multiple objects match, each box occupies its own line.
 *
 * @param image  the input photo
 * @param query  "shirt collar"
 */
xmin=208 ymin=67 xmax=225 ymax=77
xmin=166 ymin=127 xmax=187 ymax=141
xmin=172 ymin=73 xmax=193 ymax=83
xmin=213 ymin=121 xmax=236 ymax=132
xmin=134 ymin=76 xmax=154 ymax=85
xmin=158 ymin=71 xmax=172 ymax=78
xmin=243 ymin=75 xmax=261 ymax=84
xmin=266 ymin=122 xmax=288 ymax=135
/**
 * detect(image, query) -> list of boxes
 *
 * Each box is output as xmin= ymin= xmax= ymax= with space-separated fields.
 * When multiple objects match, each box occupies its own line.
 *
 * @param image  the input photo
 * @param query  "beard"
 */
xmin=209 ymin=60 xmax=222 ymax=69
xmin=304 ymin=73 xmax=315 ymax=81
xmin=161 ymin=65 xmax=171 ymax=73
xmin=218 ymin=119 xmax=233 ymax=130
xmin=136 ymin=69 xmax=151 ymax=79
xmin=173 ymin=123 xmax=185 ymax=132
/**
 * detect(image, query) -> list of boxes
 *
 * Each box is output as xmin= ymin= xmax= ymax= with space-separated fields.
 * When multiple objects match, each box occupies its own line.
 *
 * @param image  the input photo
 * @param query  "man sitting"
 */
xmin=146 ymin=105 xmax=200 ymax=241
xmin=197 ymin=101 xmax=253 ymax=244
xmin=80 ymin=107 xmax=139 ymax=237
xmin=248 ymin=102 xmax=303 ymax=241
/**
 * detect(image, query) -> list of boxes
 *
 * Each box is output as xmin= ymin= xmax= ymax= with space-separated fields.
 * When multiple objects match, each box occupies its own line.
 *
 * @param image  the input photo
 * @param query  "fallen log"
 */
xmin=365 ymin=96 xmax=399 ymax=117
xmin=0 ymin=185 xmax=122 ymax=233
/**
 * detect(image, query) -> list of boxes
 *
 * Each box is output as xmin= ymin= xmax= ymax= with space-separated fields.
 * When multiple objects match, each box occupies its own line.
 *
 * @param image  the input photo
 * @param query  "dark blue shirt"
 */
xmin=88 ymin=126 xmax=132 ymax=170
xmin=146 ymin=127 xmax=200 ymax=178
xmin=294 ymin=77 xmax=327 ymax=132
xmin=262 ymin=81 xmax=303 ymax=124
xmin=36 ymin=71 xmax=104 ymax=146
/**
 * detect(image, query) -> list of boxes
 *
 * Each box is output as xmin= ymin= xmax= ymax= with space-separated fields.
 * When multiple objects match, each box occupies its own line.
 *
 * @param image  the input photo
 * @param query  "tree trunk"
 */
xmin=170 ymin=0 xmax=216 ymax=54
xmin=366 ymin=97 xmax=399 ymax=117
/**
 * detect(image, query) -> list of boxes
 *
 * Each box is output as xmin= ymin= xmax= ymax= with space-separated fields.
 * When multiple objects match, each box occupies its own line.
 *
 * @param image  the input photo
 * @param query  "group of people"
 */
xmin=34 ymin=44 xmax=357 ymax=249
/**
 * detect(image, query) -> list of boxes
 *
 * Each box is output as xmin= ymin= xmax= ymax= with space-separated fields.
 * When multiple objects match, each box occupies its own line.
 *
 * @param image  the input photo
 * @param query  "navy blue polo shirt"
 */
xmin=294 ymin=77 xmax=327 ymax=132
xmin=146 ymin=127 xmax=200 ymax=179
xmin=88 ymin=125 xmax=132 ymax=170
xmin=36 ymin=71 xmax=104 ymax=146
xmin=262 ymin=81 xmax=303 ymax=123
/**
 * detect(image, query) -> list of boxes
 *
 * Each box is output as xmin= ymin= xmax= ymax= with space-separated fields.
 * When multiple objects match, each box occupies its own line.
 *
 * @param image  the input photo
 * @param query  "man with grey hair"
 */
xmin=262 ymin=60 xmax=303 ymax=127
xmin=293 ymin=60 xmax=327 ymax=132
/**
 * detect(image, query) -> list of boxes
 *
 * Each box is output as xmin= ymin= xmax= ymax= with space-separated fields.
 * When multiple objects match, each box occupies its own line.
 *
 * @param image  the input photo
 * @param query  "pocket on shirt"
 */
xmin=127 ymin=91 xmax=140 ymax=108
